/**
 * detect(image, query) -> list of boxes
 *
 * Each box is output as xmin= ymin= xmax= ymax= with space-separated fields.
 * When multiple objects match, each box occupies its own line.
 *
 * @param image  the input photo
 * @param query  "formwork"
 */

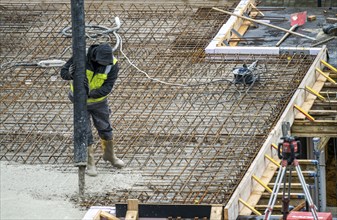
xmin=0 ymin=2 xmax=317 ymax=208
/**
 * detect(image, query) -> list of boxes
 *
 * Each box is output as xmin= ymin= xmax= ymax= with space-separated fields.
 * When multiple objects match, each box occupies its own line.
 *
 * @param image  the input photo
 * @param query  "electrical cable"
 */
xmin=0 ymin=61 xmax=39 ymax=69
xmin=0 ymin=46 xmax=71 ymax=69
xmin=2 ymin=19 xmax=259 ymax=93
xmin=59 ymin=21 xmax=239 ymax=88
xmin=113 ymin=24 xmax=275 ymax=105
xmin=117 ymin=33 xmax=238 ymax=88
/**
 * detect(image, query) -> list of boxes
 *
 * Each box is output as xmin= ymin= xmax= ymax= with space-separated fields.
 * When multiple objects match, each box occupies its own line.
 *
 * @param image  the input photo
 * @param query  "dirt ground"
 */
xmin=0 ymin=161 xmax=142 ymax=220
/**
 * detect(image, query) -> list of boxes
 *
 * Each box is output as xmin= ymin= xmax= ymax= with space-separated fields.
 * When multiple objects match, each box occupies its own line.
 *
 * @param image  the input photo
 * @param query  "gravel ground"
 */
xmin=0 ymin=161 xmax=142 ymax=220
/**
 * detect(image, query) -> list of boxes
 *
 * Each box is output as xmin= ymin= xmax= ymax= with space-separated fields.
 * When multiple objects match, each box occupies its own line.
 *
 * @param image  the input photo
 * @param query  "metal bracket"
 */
xmin=231 ymin=28 xmax=243 ymax=39
xmin=222 ymin=39 xmax=229 ymax=46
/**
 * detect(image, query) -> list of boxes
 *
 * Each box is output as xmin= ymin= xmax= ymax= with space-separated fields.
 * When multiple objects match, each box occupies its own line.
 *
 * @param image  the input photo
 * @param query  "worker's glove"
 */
xmin=69 ymin=64 xmax=75 ymax=78
xmin=88 ymin=89 xmax=98 ymax=99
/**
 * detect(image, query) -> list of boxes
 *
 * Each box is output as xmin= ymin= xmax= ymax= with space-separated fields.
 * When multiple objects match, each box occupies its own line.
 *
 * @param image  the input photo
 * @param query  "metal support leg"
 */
xmin=282 ymin=166 xmax=292 ymax=220
xmin=264 ymin=166 xmax=287 ymax=220
xmin=295 ymin=163 xmax=319 ymax=220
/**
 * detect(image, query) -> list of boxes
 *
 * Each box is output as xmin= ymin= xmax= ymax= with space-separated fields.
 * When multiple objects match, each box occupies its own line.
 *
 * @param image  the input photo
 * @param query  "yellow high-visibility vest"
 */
xmin=70 ymin=57 xmax=118 ymax=103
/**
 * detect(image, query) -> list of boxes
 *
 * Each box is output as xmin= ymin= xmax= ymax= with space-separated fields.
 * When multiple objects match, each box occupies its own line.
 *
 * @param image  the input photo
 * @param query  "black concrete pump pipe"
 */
xmin=70 ymin=0 xmax=87 ymax=198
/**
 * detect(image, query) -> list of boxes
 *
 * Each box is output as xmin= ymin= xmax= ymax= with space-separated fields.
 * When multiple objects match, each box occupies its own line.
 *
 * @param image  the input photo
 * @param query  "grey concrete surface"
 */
xmin=240 ymin=6 xmax=337 ymax=65
xmin=0 ymin=161 xmax=142 ymax=220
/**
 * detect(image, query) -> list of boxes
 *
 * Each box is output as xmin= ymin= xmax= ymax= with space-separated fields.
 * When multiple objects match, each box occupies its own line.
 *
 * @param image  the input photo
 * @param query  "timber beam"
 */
xmin=291 ymin=120 xmax=337 ymax=137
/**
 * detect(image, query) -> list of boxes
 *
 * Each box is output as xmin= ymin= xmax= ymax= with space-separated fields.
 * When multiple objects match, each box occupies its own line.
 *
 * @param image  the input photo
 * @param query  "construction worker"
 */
xmin=60 ymin=43 xmax=125 ymax=176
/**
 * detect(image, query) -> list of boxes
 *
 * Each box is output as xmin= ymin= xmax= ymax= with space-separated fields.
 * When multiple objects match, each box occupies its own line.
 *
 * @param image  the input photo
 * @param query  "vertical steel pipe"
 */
xmin=70 ymin=0 xmax=87 ymax=197
xmin=71 ymin=0 xmax=87 ymax=166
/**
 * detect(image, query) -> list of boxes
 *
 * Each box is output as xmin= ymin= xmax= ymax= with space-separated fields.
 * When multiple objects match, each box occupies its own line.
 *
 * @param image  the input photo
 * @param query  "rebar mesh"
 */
xmin=0 ymin=2 xmax=315 ymax=206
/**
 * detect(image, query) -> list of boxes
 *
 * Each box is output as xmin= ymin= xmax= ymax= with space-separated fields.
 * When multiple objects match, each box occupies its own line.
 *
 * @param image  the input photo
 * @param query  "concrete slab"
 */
xmin=0 ymin=161 xmax=142 ymax=220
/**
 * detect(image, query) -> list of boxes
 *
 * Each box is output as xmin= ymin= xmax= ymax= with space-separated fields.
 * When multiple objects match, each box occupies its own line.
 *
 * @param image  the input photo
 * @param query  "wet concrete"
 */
xmin=0 ymin=161 xmax=142 ymax=219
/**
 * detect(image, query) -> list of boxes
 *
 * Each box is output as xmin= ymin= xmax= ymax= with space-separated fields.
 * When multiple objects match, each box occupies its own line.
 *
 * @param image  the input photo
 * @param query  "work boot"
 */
xmin=101 ymin=139 xmax=125 ymax=168
xmin=86 ymin=144 xmax=98 ymax=176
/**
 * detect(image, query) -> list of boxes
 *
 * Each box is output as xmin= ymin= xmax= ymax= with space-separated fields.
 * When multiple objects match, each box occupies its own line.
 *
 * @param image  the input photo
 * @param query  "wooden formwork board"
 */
xmin=224 ymin=46 xmax=328 ymax=220
xmin=205 ymin=0 xmax=256 ymax=52
xmin=295 ymin=74 xmax=329 ymax=120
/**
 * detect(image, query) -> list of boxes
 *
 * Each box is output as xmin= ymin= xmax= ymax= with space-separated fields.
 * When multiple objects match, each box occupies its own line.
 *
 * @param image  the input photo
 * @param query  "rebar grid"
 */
xmin=0 ymin=2 xmax=315 ymax=206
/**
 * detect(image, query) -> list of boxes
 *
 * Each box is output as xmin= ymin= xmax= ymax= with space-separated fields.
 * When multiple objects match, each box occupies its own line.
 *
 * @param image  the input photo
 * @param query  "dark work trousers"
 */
xmin=86 ymin=99 xmax=113 ymax=145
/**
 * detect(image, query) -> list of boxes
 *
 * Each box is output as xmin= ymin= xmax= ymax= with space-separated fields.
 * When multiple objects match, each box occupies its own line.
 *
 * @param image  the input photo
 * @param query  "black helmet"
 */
xmin=93 ymin=44 xmax=113 ymax=65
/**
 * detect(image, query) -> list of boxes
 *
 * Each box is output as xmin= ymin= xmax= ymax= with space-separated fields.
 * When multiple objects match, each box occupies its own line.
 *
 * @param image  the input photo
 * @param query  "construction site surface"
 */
xmin=0 ymin=0 xmax=336 ymax=219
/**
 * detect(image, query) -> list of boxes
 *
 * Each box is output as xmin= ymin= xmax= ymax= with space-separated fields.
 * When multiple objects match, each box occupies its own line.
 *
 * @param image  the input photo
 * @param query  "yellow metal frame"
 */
xmin=305 ymin=85 xmax=326 ymax=101
xmin=264 ymin=154 xmax=280 ymax=167
xmin=252 ymin=175 xmax=273 ymax=193
xmin=321 ymin=60 xmax=337 ymax=73
xmin=316 ymin=67 xmax=336 ymax=84
xmin=293 ymin=104 xmax=315 ymax=121
xmin=238 ymin=198 xmax=262 ymax=216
